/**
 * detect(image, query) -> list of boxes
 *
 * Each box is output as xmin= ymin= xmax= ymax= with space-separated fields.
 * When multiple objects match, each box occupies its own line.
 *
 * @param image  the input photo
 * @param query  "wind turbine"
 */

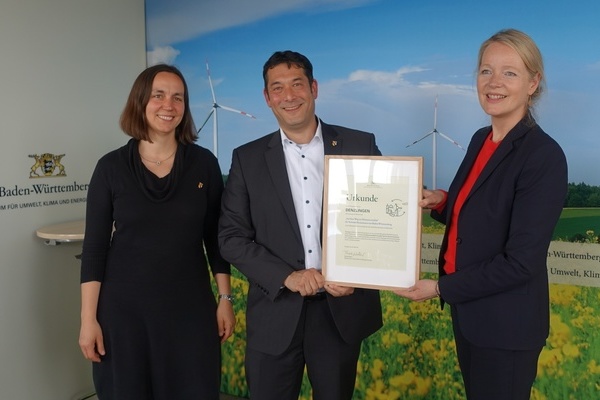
xmin=405 ymin=96 xmax=465 ymax=189
xmin=197 ymin=61 xmax=256 ymax=157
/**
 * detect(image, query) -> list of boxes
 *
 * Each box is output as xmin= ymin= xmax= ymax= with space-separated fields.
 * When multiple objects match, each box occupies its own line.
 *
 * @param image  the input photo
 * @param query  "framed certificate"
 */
xmin=322 ymin=156 xmax=423 ymax=290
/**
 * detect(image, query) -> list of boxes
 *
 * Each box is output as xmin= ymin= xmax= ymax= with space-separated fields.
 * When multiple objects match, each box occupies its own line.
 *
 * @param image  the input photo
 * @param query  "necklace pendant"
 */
xmin=139 ymin=147 xmax=176 ymax=166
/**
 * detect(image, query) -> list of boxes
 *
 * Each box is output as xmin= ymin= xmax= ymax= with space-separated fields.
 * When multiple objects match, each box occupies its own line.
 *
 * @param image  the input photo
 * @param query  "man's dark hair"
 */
xmin=262 ymin=50 xmax=314 ymax=89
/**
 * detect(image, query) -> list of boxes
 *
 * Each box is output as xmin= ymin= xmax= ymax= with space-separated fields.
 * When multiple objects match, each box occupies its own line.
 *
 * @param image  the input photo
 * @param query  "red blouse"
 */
xmin=443 ymin=132 xmax=501 ymax=274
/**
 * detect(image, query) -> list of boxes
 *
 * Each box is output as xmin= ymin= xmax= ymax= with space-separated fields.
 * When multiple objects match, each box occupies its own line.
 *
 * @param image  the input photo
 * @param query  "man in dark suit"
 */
xmin=218 ymin=50 xmax=383 ymax=400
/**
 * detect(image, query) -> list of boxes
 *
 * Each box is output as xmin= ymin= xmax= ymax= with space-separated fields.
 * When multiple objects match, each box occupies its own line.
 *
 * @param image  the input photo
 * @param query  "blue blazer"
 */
xmin=432 ymin=117 xmax=567 ymax=350
xmin=219 ymin=120 xmax=383 ymax=355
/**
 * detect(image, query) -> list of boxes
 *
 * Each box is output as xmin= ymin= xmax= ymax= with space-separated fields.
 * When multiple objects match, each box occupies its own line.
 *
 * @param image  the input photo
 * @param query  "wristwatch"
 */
xmin=218 ymin=294 xmax=234 ymax=303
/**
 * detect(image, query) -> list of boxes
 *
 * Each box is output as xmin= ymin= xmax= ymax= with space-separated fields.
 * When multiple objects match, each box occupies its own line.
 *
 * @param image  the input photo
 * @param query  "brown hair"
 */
xmin=478 ymin=29 xmax=545 ymax=107
xmin=119 ymin=64 xmax=197 ymax=144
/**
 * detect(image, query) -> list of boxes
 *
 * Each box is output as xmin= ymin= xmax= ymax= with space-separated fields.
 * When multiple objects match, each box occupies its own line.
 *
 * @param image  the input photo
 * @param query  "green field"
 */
xmin=422 ymin=208 xmax=600 ymax=242
xmin=553 ymin=208 xmax=600 ymax=241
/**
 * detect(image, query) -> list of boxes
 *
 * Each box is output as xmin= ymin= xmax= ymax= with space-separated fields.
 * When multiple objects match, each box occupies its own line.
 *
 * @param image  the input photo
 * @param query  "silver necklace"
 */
xmin=140 ymin=149 xmax=176 ymax=166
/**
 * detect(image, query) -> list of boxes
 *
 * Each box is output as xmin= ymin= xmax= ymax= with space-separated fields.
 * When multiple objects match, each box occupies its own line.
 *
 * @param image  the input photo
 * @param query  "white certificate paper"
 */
xmin=322 ymin=156 xmax=422 ymax=289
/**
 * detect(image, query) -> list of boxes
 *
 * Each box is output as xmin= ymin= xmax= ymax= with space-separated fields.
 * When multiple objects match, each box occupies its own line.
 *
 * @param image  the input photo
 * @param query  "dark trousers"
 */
xmin=245 ymin=296 xmax=361 ymax=400
xmin=452 ymin=309 xmax=542 ymax=400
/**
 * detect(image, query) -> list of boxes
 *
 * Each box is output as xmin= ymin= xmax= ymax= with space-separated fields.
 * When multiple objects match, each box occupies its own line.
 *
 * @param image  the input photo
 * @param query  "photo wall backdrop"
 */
xmin=145 ymin=0 xmax=600 ymax=398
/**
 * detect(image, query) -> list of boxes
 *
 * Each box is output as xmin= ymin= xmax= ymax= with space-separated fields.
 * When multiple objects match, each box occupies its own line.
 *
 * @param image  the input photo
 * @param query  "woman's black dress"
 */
xmin=81 ymin=140 xmax=229 ymax=399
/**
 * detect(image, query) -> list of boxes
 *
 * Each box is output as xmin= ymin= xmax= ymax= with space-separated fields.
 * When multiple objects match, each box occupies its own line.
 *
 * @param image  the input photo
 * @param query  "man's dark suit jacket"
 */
xmin=219 ymin=120 xmax=383 ymax=355
xmin=432 ymin=117 xmax=568 ymax=351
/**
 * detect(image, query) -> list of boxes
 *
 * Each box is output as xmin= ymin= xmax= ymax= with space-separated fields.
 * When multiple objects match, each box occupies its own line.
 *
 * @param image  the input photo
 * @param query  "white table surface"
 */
xmin=36 ymin=219 xmax=85 ymax=245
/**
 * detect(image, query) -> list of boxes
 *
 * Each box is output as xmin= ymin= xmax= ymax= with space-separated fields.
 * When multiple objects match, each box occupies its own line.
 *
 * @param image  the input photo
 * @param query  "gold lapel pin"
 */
xmin=198 ymin=182 xmax=204 ymax=188
xmin=332 ymin=140 xmax=337 ymax=147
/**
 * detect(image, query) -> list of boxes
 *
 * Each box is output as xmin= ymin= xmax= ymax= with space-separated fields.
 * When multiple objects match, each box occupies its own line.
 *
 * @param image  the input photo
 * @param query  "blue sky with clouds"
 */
xmin=145 ymin=0 xmax=600 ymax=189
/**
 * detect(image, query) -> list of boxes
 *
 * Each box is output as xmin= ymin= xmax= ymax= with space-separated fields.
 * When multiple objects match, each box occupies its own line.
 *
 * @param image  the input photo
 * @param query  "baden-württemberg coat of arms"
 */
xmin=29 ymin=153 xmax=67 ymax=178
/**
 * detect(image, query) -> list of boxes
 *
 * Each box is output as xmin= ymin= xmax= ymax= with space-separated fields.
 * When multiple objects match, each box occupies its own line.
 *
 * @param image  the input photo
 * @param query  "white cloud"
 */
xmin=307 ymin=66 xmax=481 ymax=188
xmin=319 ymin=66 xmax=475 ymax=105
xmin=347 ymin=66 xmax=427 ymax=85
xmin=145 ymin=0 xmax=380 ymax=47
xmin=146 ymin=46 xmax=181 ymax=66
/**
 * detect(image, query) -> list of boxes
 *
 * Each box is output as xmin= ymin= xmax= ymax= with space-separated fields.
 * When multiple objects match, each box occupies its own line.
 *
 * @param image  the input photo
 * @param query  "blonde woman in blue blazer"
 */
xmin=396 ymin=29 xmax=568 ymax=400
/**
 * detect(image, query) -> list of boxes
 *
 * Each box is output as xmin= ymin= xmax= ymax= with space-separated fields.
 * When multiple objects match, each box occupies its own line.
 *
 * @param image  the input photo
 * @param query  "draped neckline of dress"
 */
xmin=128 ymin=139 xmax=184 ymax=203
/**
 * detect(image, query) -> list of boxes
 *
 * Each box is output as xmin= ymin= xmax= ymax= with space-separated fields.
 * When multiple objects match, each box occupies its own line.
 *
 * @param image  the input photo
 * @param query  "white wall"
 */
xmin=0 ymin=0 xmax=146 ymax=398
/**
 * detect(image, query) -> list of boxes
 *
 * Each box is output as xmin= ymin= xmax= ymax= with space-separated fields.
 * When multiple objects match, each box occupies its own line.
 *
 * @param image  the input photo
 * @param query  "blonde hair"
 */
xmin=478 ymin=29 xmax=545 ymax=107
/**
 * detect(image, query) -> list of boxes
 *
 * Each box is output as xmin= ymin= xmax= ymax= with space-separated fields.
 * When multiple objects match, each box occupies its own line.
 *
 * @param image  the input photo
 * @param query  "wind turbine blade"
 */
xmin=206 ymin=61 xmax=217 ymax=103
xmin=197 ymin=108 xmax=215 ymax=133
xmin=199 ymin=62 xmax=256 ymax=156
xmin=405 ymin=131 xmax=434 ymax=148
xmin=218 ymin=104 xmax=256 ymax=119
xmin=437 ymin=131 xmax=465 ymax=150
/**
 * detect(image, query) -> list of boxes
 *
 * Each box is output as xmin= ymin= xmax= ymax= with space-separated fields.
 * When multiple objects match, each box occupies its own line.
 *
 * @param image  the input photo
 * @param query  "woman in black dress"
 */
xmin=79 ymin=64 xmax=235 ymax=399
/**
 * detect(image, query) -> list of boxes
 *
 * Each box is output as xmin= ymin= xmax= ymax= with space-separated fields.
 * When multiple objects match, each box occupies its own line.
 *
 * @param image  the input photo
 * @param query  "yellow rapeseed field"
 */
xmin=217 ymin=270 xmax=600 ymax=399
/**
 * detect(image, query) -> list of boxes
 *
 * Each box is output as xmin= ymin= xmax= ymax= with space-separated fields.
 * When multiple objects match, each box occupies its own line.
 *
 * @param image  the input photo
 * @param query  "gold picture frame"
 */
xmin=322 ymin=155 xmax=423 ymax=290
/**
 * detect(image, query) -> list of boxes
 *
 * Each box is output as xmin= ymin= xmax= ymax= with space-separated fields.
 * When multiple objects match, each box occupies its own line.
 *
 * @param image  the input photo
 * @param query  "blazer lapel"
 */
xmin=468 ymin=119 xmax=532 ymax=197
xmin=444 ymin=128 xmax=487 ymax=222
xmin=322 ymin=122 xmax=343 ymax=156
xmin=265 ymin=132 xmax=303 ymax=243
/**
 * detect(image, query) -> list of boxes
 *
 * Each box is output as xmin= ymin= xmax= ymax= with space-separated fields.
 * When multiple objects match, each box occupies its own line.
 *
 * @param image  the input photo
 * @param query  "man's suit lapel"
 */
xmin=265 ymin=132 xmax=303 ymax=244
xmin=322 ymin=122 xmax=343 ymax=156
xmin=263 ymin=122 xmax=345 ymax=248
